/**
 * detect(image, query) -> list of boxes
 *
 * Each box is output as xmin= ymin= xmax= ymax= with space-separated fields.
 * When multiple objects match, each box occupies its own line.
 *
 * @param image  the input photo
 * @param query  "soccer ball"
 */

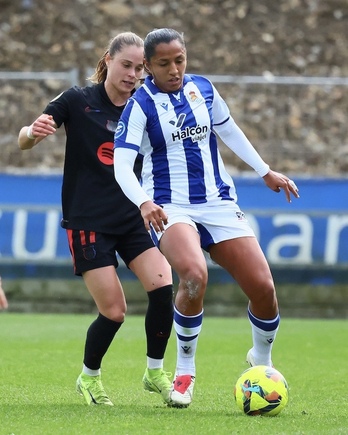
xmin=234 ymin=365 xmax=289 ymax=416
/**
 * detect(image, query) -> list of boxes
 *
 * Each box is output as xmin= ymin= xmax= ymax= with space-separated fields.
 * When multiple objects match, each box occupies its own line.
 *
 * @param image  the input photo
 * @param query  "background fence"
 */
xmin=1 ymin=70 xmax=348 ymax=175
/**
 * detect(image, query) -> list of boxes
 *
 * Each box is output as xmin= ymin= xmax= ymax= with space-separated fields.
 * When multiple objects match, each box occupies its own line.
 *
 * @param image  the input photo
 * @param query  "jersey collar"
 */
xmin=144 ymin=75 xmax=191 ymax=95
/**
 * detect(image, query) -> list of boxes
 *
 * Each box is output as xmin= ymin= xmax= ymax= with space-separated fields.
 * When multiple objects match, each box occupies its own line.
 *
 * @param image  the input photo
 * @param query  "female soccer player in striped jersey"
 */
xmin=18 ymin=32 xmax=174 ymax=407
xmin=114 ymin=28 xmax=300 ymax=408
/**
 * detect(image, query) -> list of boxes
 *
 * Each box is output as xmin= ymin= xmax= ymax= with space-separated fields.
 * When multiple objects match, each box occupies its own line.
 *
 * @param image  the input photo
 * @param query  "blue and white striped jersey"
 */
xmin=114 ymin=74 xmax=238 ymax=206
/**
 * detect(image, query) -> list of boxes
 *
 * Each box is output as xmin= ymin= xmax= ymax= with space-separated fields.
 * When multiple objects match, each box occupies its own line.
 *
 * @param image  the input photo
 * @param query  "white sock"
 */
xmin=82 ymin=364 xmax=101 ymax=376
xmin=248 ymin=308 xmax=280 ymax=366
xmin=147 ymin=357 xmax=164 ymax=370
xmin=174 ymin=306 xmax=203 ymax=377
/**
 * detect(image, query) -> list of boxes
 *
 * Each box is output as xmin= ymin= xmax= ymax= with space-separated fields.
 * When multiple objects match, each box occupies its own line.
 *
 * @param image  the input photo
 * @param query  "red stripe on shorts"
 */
xmin=66 ymin=229 xmax=76 ymax=274
xmin=79 ymin=230 xmax=86 ymax=245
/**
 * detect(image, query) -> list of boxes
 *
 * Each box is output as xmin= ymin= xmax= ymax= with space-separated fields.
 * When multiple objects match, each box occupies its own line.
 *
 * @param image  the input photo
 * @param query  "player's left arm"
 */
xmin=212 ymin=88 xmax=299 ymax=202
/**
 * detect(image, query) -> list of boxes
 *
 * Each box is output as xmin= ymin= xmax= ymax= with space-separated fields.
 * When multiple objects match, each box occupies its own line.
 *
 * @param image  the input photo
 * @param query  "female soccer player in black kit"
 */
xmin=18 ymin=32 xmax=174 ymax=407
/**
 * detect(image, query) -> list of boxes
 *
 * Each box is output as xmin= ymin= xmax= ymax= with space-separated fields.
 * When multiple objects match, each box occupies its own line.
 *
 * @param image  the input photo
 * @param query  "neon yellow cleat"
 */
xmin=142 ymin=368 xmax=172 ymax=404
xmin=76 ymin=373 xmax=114 ymax=406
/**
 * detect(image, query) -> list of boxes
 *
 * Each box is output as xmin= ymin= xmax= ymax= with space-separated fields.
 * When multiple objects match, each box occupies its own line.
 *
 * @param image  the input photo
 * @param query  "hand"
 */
xmin=263 ymin=170 xmax=300 ymax=203
xmin=29 ymin=114 xmax=56 ymax=138
xmin=139 ymin=201 xmax=168 ymax=232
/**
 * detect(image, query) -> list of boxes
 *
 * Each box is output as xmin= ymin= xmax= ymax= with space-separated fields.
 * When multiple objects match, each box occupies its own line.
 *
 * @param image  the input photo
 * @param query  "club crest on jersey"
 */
xmin=171 ymin=124 xmax=208 ymax=142
xmin=115 ymin=120 xmax=126 ymax=138
xmin=188 ymin=91 xmax=203 ymax=104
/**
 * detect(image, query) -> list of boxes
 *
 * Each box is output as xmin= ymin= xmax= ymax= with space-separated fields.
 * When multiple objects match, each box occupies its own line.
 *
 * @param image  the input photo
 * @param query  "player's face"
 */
xmin=145 ymin=40 xmax=187 ymax=93
xmin=105 ymin=45 xmax=144 ymax=95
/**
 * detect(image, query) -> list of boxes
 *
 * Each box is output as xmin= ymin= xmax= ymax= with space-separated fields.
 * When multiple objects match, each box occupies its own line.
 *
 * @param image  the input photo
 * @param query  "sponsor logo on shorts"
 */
xmin=236 ymin=211 xmax=246 ymax=220
xmin=83 ymin=245 xmax=96 ymax=260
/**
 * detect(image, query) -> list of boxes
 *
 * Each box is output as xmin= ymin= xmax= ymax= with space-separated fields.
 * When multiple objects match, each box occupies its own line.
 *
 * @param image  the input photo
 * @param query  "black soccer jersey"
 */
xmin=44 ymin=82 xmax=143 ymax=234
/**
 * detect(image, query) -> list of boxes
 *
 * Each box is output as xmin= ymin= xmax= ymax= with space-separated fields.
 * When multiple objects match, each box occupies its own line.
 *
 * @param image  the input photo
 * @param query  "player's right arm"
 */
xmin=114 ymin=98 xmax=168 ymax=232
xmin=18 ymin=114 xmax=57 ymax=150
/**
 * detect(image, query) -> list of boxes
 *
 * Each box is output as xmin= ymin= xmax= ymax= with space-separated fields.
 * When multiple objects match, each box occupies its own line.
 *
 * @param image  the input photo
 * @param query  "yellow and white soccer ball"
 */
xmin=234 ymin=365 xmax=289 ymax=416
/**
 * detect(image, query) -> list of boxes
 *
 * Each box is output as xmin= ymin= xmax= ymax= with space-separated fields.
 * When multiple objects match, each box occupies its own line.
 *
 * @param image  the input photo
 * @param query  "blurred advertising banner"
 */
xmin=0 ymin=174 xmax=347 ymax=282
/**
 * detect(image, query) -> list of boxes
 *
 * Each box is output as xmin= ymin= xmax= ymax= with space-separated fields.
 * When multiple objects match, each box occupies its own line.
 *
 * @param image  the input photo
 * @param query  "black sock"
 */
xmin=83 ymin=313 xmax=123 ymax=370
xmin=145 ymin=284 xmax=174 ymax=360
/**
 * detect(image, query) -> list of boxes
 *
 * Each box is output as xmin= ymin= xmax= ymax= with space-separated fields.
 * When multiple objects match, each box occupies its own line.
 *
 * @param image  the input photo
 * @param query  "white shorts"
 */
xmin=153 ymin=201 xmax=255 ymax=251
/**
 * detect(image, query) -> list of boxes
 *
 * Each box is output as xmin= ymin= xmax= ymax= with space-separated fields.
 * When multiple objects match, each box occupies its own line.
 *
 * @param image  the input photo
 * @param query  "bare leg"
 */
xmin=210 ymin=237 xmax=279 ymax=366
xmin=160 ymin=224 xmax=207 ymax=406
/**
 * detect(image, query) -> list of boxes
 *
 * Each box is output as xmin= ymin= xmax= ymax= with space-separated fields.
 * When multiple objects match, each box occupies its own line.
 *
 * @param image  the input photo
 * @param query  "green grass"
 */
xmin=0 ymin=314 xmax=347 ymax=435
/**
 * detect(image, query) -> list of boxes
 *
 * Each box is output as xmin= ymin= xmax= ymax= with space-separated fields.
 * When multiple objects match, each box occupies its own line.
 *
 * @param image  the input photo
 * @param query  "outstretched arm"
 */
xmin=214 ymin=117 xmax=299 ymax=202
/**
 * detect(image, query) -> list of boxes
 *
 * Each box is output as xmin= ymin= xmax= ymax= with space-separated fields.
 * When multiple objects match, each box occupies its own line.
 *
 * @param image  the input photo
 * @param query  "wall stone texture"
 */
xmin=4 ymin=278 xmax=348 ymax=318
xmin=1 ymin=0 xmax=348 ymax=174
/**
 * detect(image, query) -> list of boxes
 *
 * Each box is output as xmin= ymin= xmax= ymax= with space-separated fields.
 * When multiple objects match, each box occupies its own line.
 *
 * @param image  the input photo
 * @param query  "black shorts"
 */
xmin=66 ymin=225 xmax=155 ymax=276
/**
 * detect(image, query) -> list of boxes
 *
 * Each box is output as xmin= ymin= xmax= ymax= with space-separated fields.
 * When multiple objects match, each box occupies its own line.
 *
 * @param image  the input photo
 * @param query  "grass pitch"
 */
xmin=0 ymin=313 xmax=347 ymax=434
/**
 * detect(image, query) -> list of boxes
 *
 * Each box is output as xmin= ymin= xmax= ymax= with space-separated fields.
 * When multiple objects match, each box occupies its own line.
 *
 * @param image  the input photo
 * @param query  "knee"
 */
xmin=262 ymin=276 xmax=277 ymax=298
xmin=102 ymin=303 xmax=127 ymax=323
xmin=250 ymin=277 xmax=278 ymax=310
xmin=179 ymin=267 xmax=208 ymax=302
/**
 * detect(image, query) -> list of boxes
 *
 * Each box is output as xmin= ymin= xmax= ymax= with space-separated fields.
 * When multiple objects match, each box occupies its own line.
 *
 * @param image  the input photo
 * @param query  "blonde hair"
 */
xmin=88 ymin=32 xmax=144 ymax=84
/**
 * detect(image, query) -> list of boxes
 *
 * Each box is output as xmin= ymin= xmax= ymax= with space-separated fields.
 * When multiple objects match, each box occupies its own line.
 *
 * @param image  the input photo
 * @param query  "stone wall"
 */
xmin=3 ymin=278 xmax=348 ymax=319
xmin=1 ymin=0 xmax=348 ymax=175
